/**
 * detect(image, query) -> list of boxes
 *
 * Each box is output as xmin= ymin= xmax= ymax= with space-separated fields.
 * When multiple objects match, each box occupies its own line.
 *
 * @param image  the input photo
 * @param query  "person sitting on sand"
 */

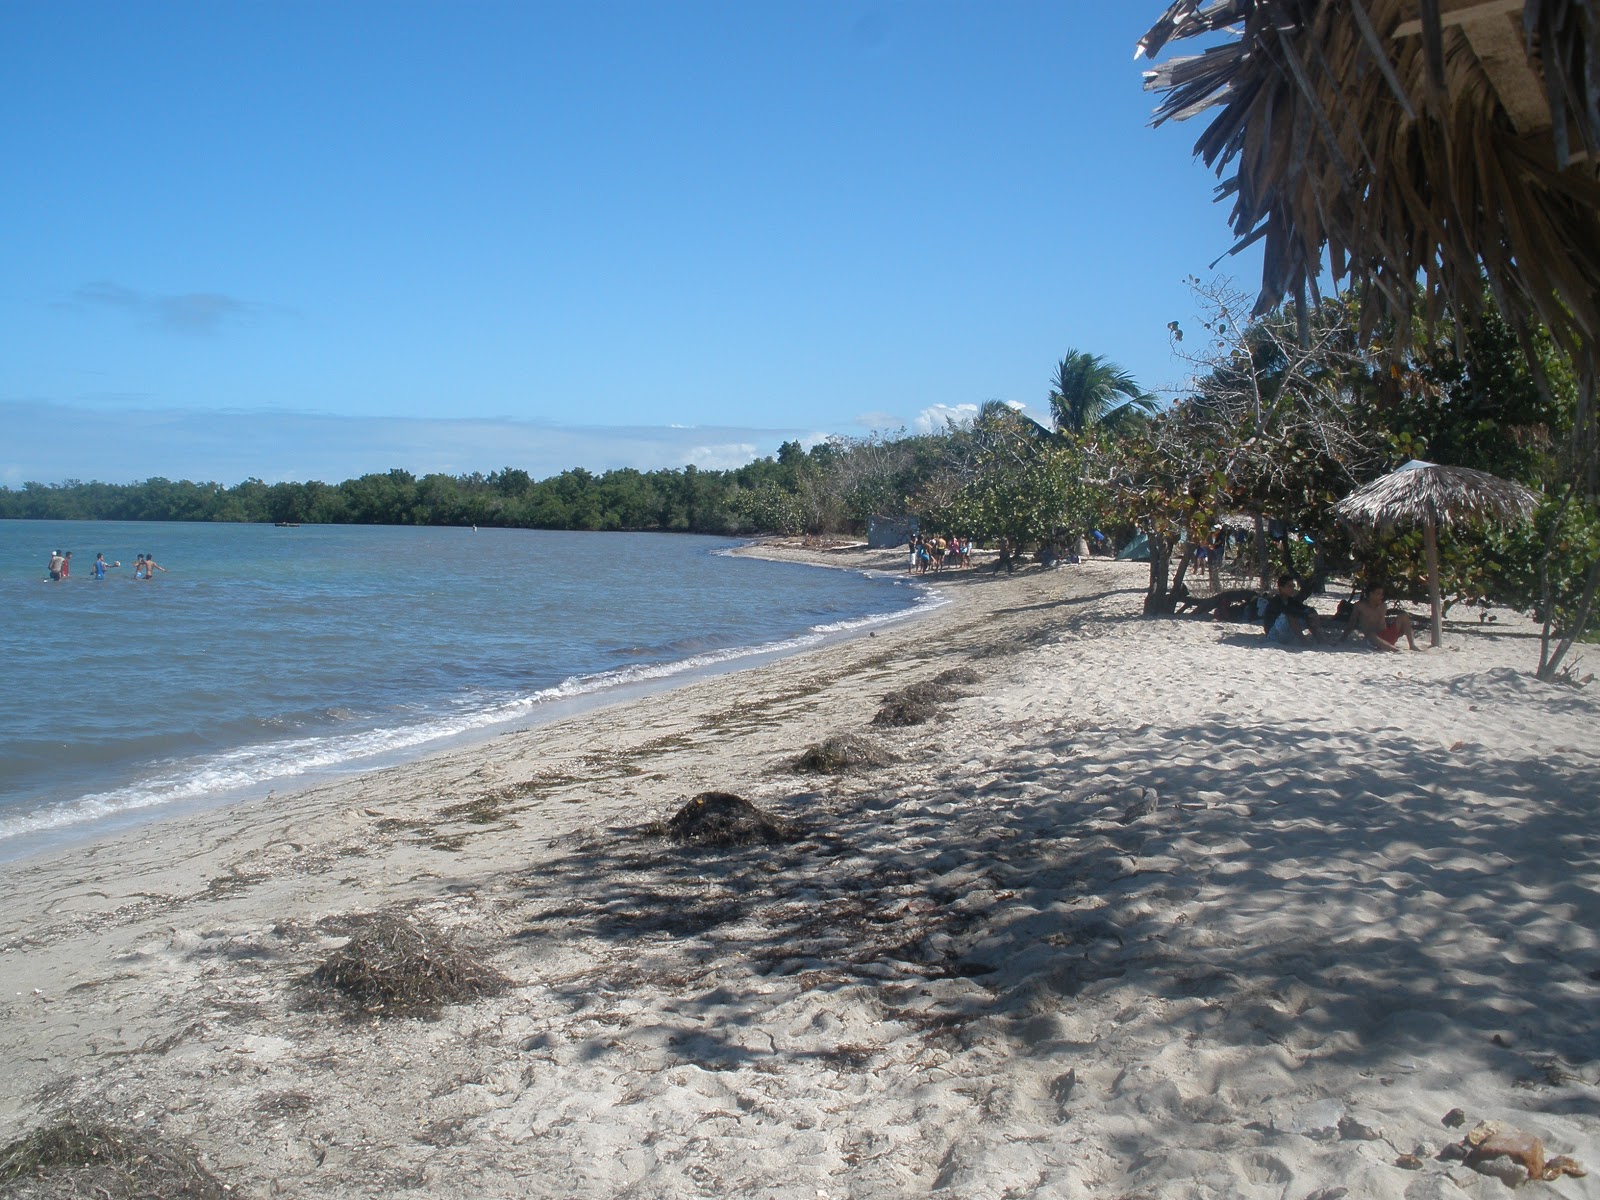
xmin=1339 ymin=585 xmax=1420 ymax=652
xmin=1261 ymin=573 xmax=1323 ymax=644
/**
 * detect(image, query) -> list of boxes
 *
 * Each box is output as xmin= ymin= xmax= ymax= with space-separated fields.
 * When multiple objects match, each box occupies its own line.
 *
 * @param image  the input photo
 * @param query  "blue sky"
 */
xmin=1 ymin=1 xmax=1257 ymax=487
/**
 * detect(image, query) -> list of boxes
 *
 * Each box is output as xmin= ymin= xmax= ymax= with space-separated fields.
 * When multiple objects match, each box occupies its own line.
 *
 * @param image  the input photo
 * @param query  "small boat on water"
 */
xmin=274 ymin=522 xmax=301 ymax=528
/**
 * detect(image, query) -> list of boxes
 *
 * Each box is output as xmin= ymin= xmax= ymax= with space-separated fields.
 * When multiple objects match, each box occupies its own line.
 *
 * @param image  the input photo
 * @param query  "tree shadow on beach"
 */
xmin=503 ymin=709 xmax=1599 ymax=1085
xmin=990 ymin=585 xmax=1150 ymax=619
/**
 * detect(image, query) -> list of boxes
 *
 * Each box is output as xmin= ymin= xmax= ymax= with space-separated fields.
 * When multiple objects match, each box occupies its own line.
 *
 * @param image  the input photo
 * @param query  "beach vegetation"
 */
xmin=1099 ymin=280 xmax=1383 ymax=610
xmin=1048 ymin=349 xmax=1159 ymax=436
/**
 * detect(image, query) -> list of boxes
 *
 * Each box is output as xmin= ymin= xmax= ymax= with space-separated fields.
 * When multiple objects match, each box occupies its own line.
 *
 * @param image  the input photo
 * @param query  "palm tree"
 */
xmin=1048 ymin=351 xmax=1158 ymax=436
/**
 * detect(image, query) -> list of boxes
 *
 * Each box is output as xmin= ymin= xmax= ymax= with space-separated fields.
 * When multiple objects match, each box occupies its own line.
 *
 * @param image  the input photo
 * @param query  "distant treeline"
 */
xmin=0 ymin=443 xmax=841 ymax=535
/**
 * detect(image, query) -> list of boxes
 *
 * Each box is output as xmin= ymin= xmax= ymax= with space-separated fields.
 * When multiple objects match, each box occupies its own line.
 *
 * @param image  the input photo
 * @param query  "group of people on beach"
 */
xmin=44 ymin=549 xmax=166 ymax=582
xmin=907 ymin=533 xmax=973 ymax=574
xmin=1262 ymin=574 xmax=1421 ymax=651
xmin=1181 ymin=572 xmax=1421 ymax=651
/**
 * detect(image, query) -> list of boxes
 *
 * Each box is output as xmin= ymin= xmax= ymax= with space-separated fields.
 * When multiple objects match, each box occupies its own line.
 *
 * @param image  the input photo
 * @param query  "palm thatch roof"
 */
xmin=1137 ymin=0 xmax=1600 ymax=374
xmin=1333 ymin=459 xmax=1541 ymax=528
xmin=1333 ymin=457 xmax=1541 ymax=645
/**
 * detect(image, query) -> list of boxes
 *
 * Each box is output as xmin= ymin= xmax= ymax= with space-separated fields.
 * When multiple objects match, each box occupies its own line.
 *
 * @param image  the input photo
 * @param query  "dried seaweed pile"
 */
xmin=792 ymin=733 xmax=897 ymax=775
xmin=661 ymin=792 xmax=799 ymax=847
xmin=0 ymin=1117 xmax=231 ymax=1200
xmin=871 ymin=668 xmax=978 ymax=727
xmin=306 ymin=911 xmax=511 ymax=1018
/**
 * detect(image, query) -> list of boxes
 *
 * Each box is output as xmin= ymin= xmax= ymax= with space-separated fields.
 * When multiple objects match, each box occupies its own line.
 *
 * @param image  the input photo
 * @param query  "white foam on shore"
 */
xmin=0 ymin=583 xmax=945 ymax=856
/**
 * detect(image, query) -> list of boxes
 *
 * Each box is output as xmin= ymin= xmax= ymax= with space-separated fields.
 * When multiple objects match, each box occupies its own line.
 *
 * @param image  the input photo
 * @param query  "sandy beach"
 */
xmin=2 ymin=544 xmax=1596 ymax=1198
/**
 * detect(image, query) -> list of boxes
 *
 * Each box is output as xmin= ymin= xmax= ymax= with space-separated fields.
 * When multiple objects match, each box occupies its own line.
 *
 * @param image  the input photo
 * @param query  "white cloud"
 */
xmin=682 ymin=443 xmax=760 ymax=470
xmin=913 ymin=403 xmax=979 ymax=434
xmin=853 ymin=411 xmax=904 ymax=432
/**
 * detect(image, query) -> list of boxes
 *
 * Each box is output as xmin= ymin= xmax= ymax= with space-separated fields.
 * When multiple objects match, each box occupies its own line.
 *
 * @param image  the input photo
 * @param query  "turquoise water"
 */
xmin=1 ymin=522 xmax=930 ymax=857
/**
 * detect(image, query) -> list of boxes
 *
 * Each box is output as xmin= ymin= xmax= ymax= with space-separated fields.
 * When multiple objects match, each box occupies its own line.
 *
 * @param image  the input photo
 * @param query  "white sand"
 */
xmin=1 ymin=547 xmax=1596 ymax=1198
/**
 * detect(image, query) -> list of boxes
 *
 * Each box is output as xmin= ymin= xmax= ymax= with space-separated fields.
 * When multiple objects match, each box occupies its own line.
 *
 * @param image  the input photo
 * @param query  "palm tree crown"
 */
xmin=1049 ymin=350 xmax=1157 ymax=435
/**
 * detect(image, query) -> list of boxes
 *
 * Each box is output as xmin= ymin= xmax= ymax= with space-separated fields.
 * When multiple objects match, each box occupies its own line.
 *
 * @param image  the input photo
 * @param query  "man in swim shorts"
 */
xmin=1341 ymin=585 xmax=1420 ymax=651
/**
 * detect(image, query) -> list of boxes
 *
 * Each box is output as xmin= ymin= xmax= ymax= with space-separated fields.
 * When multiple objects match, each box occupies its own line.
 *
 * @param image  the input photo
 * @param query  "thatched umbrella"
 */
xmin=1333 ymin=460 xmax=1541 ymax=645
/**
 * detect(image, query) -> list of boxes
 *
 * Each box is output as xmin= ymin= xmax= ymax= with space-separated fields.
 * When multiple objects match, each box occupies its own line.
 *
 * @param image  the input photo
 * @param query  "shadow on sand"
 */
xmin=505 ymin=713 xmax=1598 ymax=1085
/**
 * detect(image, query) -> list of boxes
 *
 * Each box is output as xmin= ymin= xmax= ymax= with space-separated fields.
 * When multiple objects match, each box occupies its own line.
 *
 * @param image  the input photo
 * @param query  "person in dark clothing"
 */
xmin=1261 ymin=574 xmax=1323 ymax=643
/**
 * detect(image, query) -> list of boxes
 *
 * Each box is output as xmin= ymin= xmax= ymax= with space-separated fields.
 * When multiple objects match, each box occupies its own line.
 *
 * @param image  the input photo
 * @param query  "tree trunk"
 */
xmin=1143 ymin=534 xmax=1174 ymax=614
xmin=1172 ymin=543 xmax=1199 ymax=594
xmin=1424 ymin=518 xmax=1443 ymax=648
xmin=1538 ymin=554 xmax=1600 ymax=681
xmin=1253 ymin=514 xmax=1270 ymax=591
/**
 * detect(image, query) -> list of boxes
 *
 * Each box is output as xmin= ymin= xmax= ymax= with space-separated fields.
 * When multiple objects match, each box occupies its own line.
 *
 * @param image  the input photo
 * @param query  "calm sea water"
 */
xmin=0 ymin=521 xmax=931 ymax=859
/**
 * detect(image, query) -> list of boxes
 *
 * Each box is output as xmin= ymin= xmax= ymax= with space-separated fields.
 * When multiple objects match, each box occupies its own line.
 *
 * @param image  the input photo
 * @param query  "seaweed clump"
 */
xmin=0 ymin=1117 xmax=230 ymax=1199
xmin=872 ymin=680 xmax=957 ymax=727
xmin=792 ymin=733 xmax=897 ymax=775
xmin=306 ymin=911 xmax=511 ymax=1019
xmin=662 ymin=792 xmax=798 ymax=847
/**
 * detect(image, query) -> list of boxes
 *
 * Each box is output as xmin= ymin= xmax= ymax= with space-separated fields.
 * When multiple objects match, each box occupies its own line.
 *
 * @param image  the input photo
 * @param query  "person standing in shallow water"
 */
xmin=142 ymin=553 xmax=166 ymax=580
xmin=46 ymin=550 xmax=64 ymax=581
xmin=92 ymin=553 xmax=120 ymax=580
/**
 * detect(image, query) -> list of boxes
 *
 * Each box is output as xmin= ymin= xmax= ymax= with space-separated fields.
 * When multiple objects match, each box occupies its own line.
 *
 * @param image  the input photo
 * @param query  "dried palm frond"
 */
xmin=1137 ymin=0 xmax=1600 ymax=378
xmin=1333 ymin=458 xmax=1543 ymax=529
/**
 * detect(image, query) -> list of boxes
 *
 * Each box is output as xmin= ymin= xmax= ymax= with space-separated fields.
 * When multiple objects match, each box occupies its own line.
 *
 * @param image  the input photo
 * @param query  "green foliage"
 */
xmin=731 ymin=483 xmax=808 ymax=536
xmin=947 ymin=442 xmax=1100 ymax=548
xmin=1349 ymin=290 xmax=1594 ymax=656
xmin=1396 ymin=308 xmax=1574 ymax=485
xmin=1048 ymin=350 xmax=1157 ymax=435
xmin=910 ymin=404 xmax=1110 ymax=550
xmin=1492 ymin=493 xmax=1600 ymax=634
